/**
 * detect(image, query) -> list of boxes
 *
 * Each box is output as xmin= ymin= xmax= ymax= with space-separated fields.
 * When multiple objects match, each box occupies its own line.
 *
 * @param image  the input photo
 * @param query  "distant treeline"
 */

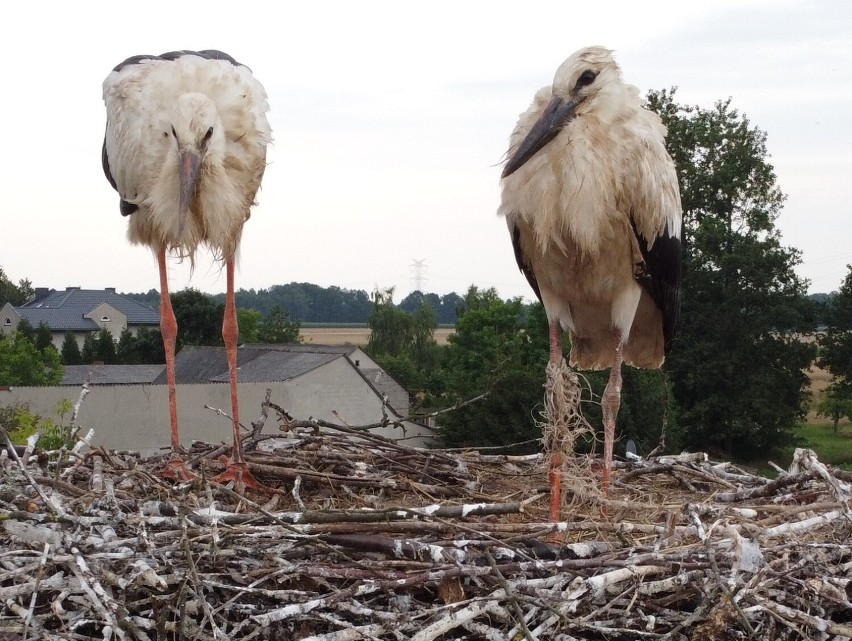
xmin=123 ymin=283 xmax=467 ymax=325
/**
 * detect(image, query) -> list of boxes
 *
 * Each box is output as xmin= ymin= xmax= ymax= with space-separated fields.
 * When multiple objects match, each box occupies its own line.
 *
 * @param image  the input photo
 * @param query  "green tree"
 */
xmin=15 ymin=318 xmax=35 ymax=344
xmin=815 ymin=381 xmax=852 ymax=435
xmin=257 ymin=305 xmax=301 ymax=344
xmin=171 ymin=288 xmax=224 ymax=348
xmin=647 ymin=89 xmax=815 ymax=457
xmin=0 ymin=333 xmax=63 ymax=386
xmin=132 ymin=327 xmax=165 ymax=364
xmin=365 ymin=288 xmax=443 ymax=394
xmin=817 ymin=265 xmax=852 ymax=434
xmin=818 ymin=267 xmax=852 ymax=381
xmin=94 ymin=328 xmax=117 ymax=364
xmin=0 ymin=267 xmax=33 ymax=307
xmin=34 ymin=322 xmax=53 ymax=352
xmin=237 ymin=308 xmax=262 ymax=343
xmin=61 ymin=332 xmax=83 ymax=365
xmin=438 ymin=288 xmax=548 ymax=451
xmin=116 ymin=328 xmax=137 ymax=364
xmin=81 ymin=333 xmax=96 ymax=364
xmin=367 ymin=288 xmax=413 ymax=355
xmin=437 ymin=290 xmax=676 ymax=455
xmin=411 ymin=300 xmax=440 ymax=370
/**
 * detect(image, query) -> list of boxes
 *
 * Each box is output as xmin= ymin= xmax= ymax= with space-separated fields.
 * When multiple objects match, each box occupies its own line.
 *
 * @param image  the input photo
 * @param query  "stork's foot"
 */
xmin=212 ymin=458 xmax=271 ymax=493
xmin=159 ymin=455 xmax=197 ymax=482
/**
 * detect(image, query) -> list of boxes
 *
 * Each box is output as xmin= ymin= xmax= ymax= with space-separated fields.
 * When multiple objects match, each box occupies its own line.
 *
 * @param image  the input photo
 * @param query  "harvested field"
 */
xmin=300 ymin=327 xmax=454 ymax=347
xmin=1 ymin=401 xmax=851 ymax=640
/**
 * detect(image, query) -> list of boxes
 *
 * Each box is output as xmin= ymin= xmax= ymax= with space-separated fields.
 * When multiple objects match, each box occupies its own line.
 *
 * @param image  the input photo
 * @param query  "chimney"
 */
xmin=105 ymin=287 xmax=116 ymax=293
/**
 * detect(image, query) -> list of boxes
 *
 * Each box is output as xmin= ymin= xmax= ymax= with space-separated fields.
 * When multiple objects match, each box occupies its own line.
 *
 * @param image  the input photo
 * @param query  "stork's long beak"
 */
xmin=502 ymin=96 xmax=579 ymax=178
xmin=178 ymin=150 xmax=202 ymax=234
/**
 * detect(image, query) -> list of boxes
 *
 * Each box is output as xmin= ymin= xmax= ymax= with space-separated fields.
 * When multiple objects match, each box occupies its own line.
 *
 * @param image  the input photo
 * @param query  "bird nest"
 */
xmin=1 ymin=410 xmax=851 ymax=641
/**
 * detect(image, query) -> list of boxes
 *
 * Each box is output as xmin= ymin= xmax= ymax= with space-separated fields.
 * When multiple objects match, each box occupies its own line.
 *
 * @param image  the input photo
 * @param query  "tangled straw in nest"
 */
xmin=539 ymin=358 xmax=600 ymax=506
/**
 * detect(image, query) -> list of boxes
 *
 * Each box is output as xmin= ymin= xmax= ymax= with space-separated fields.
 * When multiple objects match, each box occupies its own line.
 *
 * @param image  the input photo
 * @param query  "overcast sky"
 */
xmin=1 ymin=0 xmax=849 ymax=303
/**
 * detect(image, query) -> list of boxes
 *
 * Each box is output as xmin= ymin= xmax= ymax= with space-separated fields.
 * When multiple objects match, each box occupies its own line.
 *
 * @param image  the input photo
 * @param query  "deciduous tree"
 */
xmin=647 ymin=89 xmax=815 ymax=457
xmin=0 ymin=267 xmax=33 ymax=307
xmin=257 ymin=305 xmax=301 ymax=344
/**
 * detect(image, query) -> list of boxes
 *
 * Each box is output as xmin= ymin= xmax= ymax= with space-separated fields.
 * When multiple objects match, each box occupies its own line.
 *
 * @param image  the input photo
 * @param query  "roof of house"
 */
xmin=156 ymin=345 xmax=343 ymax=385
xmin=15 ymin=287 xmax=159 ymax=331
xmin=62 ymin=364 xmax=166 ymax=386
xmin=56 ymin=342 xmax=410 ymax=415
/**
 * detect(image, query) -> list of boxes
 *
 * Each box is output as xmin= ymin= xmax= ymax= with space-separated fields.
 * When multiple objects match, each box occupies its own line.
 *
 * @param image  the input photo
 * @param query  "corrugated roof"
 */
xmin=62 ymin=364 xmax=165 ymax=386
xmin=17 ymin=288 xmax=159 ymax=331
xmin=155 ymin=345 xmax=341 ymax=384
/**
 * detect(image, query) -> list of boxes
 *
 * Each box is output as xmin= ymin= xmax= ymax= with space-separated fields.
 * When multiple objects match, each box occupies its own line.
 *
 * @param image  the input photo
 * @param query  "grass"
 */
xmin=795 ymin=422 xmax=852 ymax=470
xmin=751 ymin=421 xmax=852 ymax=477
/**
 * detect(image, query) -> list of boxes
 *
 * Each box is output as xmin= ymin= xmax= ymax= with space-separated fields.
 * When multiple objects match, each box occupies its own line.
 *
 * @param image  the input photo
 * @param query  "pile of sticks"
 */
xmin=1 ymin=417 xmax=850 ymax=640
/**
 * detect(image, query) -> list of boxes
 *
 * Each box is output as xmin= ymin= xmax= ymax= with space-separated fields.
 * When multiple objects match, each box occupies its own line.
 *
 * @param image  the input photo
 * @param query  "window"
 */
xmin=3 ymin=318 xmax=10 ymax=326
xmin=101 ymin=316 xmax=111 ymax=323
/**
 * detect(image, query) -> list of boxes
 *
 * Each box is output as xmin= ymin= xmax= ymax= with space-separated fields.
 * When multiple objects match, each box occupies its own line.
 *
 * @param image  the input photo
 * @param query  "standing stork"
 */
xmin=102 ymin=50 xmax=271 ymax=487
xmin=499 ymin=47 xmax=681 ymax=513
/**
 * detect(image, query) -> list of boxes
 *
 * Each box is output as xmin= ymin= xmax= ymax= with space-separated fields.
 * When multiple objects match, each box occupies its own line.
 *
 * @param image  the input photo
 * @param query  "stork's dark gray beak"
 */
xmin=178 ymin=150 xmax=202 ymax=234
xmin=502 ymin=96 xmax=579 ymax=178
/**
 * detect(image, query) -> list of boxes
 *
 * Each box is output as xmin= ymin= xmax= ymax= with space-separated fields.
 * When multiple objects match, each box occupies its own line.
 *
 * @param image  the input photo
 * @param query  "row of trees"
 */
xmin=125 ymin=283 xmax=464 ymax=325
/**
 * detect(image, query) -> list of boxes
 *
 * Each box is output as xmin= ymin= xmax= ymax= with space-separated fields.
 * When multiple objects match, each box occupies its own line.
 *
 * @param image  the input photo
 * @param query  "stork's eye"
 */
xmin=575 ymin=70 xmax=597 ymax=89
xmin=204 ymin=127 xmax=213 ymax=141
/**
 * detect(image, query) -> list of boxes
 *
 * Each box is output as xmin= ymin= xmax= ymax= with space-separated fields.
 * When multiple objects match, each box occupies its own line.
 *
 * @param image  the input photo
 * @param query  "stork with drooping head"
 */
xmin=102 ymin=50 xmax=271 ymax=488
xmin=499 ymin=47 xmax=681 ymax=514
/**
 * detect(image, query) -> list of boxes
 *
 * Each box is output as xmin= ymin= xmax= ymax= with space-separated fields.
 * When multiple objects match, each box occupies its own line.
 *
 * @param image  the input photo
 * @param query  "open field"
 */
xmin=300 ymin=326 xmax=454 ymax=346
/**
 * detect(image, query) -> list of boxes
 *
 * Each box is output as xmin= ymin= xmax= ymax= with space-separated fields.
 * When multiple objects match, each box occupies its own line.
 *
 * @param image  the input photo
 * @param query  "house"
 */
xmin=0 ymin=287 xmax=160 ymax=349
xmin=1 ymin=343 xmax=433 ymax=452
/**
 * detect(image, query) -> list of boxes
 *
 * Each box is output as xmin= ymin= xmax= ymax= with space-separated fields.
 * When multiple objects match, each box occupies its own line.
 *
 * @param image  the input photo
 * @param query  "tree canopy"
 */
xmin=0 ymin=328 xmax=63 ymax=387
xmin=816 ymin=265 xmax=852 ymax=432
xmin=0 ymin=267 xmax=33 ymax=308
xmin=647 ymin=89 xmax=815 ymax=457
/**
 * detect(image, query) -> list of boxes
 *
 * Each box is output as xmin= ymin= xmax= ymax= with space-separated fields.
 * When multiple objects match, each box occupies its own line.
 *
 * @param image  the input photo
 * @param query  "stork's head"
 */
xmin=502 ymin=46 xmax=621 ymax=178
xmin=170 ymin=93 xmax=223 ymax=233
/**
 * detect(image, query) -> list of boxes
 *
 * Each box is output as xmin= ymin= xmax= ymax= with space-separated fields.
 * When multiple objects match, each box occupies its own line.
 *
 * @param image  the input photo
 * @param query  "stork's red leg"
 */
xmin=157 ymin=248 xmax=195 ymax=481
xmin=601 ymin=334 xmax=625 ymax=496
xmin=547 ymin=321 xmax=563 ymax=530
xmin=212 ymin=256 xmax=265 ymax=491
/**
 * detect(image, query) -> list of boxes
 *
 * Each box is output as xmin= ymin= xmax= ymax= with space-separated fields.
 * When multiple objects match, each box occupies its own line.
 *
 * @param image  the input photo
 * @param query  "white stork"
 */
xmin=499 ymin=47 xmax=682 ymax=509
xmin=102 ymin=50 xmax=271 ymax=488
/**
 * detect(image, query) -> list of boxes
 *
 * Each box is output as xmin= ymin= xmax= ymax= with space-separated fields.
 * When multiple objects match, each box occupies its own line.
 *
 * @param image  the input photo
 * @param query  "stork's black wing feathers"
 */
xmin=101 ymin=136 xmax=138 ymax=217
xmin=510 ymin=222 xmax=542 ymax=304
xmin=630 ymin=218 xmax=681 ymax=355
xmin=112 ymin=50 xmax=246 ymax=73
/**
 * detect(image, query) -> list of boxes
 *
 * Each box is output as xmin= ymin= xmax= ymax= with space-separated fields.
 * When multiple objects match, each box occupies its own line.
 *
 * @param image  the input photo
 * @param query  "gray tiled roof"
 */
xmin=62 ymin=364 xmax=165 ymax=386
xmin=157 ymin=345 xmax=341 ymax=384
xmin=17 ymin=288 xmax=159 ymax=331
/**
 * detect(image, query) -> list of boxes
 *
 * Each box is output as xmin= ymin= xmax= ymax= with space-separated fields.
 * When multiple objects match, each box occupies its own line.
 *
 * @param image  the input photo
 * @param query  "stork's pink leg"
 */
xmin=157 ymin=248 xmax=195 ymax=481
xmin=547 ymin=321 xmax=563 ymax=531
xmin=601 ymin=334 xmax=625 ymax=496
xmin=212 ymin=256 xmax=265 ymax=491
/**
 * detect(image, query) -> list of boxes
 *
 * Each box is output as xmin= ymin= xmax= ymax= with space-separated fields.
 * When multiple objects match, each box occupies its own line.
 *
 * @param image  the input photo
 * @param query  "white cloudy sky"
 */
xmin=1 ymin=0 xmax=849 ymax=302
